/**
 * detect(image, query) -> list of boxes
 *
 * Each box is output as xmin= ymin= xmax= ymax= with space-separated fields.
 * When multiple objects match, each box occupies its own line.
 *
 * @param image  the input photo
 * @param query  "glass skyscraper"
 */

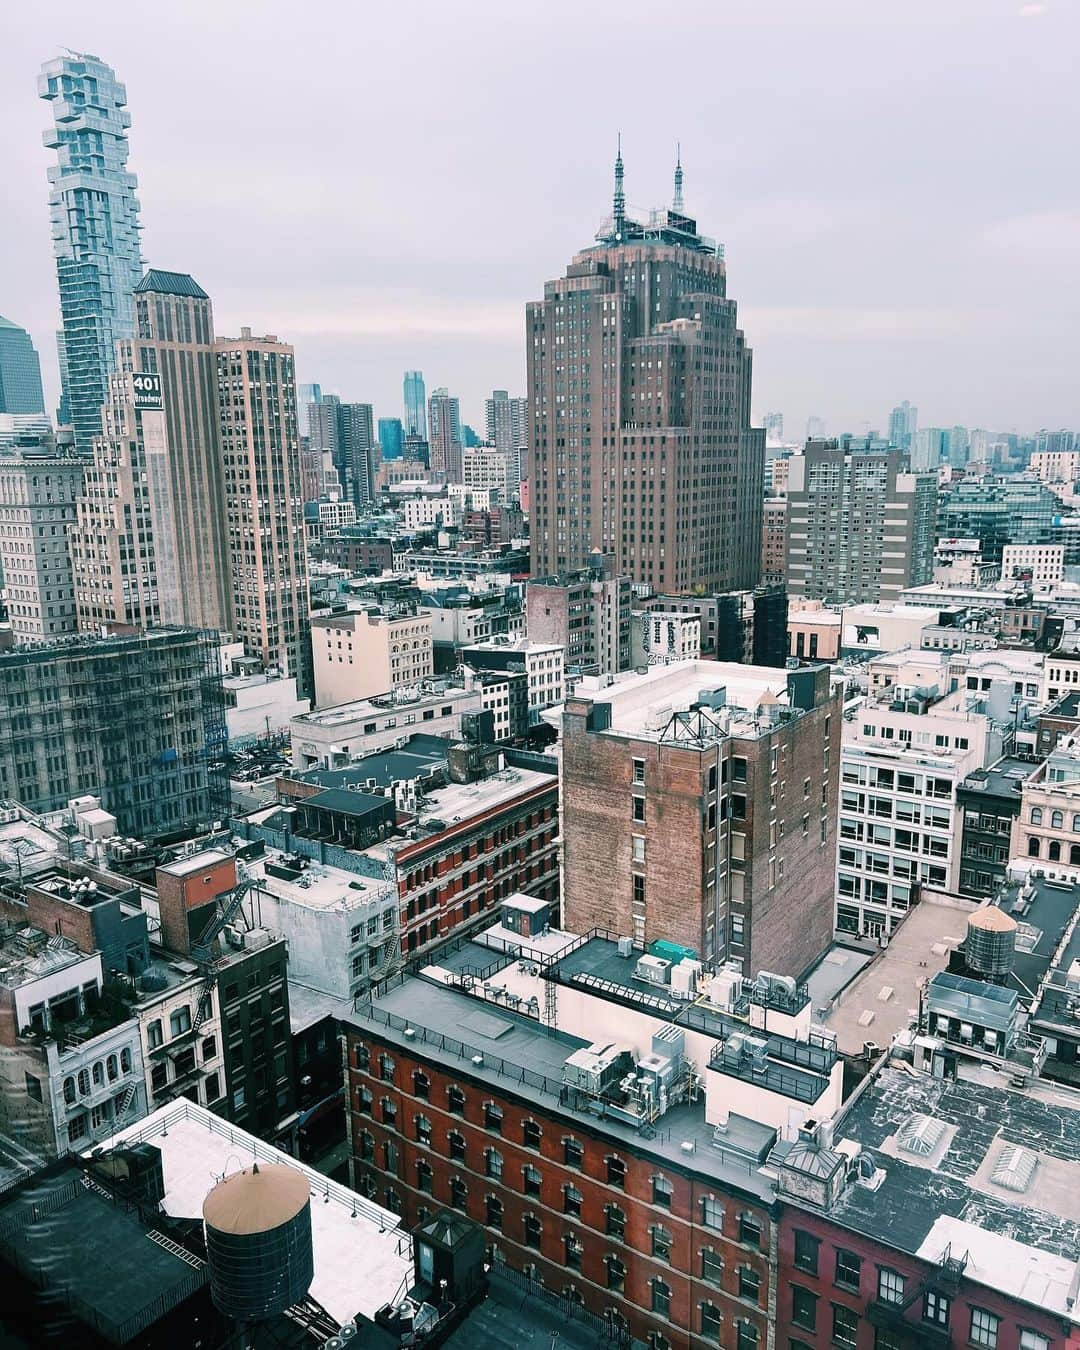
xmin=39 ymin=52 xmax=143 ymax=450
xmin=0 ymin=316 xmax=46 ymax=415
xmin=378 ymin=416 xmax=404 ymax=460
xmin=403 ymin=369 xmax=426 ymax=438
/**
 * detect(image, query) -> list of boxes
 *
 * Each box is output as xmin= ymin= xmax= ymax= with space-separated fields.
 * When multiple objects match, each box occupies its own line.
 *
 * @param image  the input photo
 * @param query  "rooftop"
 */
xmin=98 ymin=1099 xmax=411 ymax=1325
xmin=134 ymin=268 xmax=208 ymax=299
xmin=246 ymin=846 xmax=393 ymax=914
xmin=0 ymin=926 xmax=97 ymax=989
xmin=958 ymin=755 xmax=1036 ymax=801
xmin=287 ymin=735 xmax=449 ymax=790
xmin=293 ymin=681 xmax=473 ymax=728
xmin=158 ymin=848 xmax=232 ymax=878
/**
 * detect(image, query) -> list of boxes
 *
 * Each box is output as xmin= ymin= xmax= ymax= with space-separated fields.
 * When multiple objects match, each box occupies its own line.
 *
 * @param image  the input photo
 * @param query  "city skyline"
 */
xmin=4 ymin=0 xmax=1077 ymax=438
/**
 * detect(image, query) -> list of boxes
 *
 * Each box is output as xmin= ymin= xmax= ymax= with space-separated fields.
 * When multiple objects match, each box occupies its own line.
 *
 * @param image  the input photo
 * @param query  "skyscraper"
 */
xmin=297 ymin=382 xmax=321 ymax=437
xmin=377 ymin=416 xmax=404 ymax=460
xmin=887 ymin=400 xmax=918 ymax=450
xmin=39 ymin=53 xmax=143 ymax=451
xmin=528 ymin=148 xmax=764 ymax=591
xmin=403 ymin=370 xmax=426 ymax=438
xmin=215 ymin=329 xmax=310 ymax=692
xmin=428 ymin=386 xmax=462 ymax=482
xmin=0 ymin=317 xmax=46 ymax=415
xmin=0 ymin=448 xmax=83 ymax=643
xmin=485 ymin=389 xmax=529 ymax=485
xmin=338 ymin=402 xmax=375 ymax=510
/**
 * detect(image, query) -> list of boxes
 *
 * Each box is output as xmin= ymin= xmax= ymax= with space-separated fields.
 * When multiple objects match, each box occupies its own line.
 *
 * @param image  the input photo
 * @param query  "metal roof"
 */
xmin=134 ymin=268 xmax=209 ymax=299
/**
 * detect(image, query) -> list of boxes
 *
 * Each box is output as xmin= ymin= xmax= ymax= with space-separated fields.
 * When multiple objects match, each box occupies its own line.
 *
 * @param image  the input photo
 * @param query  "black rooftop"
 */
xmin=958 ymin=755 xmax=1034 ymax=800
xmin=135 ymin=268 xmax=209 ymax=299
xmin=304 ymin=787 xmax=392 ymax=819
xmin=291 ymin=735 xmax=449 ymax=790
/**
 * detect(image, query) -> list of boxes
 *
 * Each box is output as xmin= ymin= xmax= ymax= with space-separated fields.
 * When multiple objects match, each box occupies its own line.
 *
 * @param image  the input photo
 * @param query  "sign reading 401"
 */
xmin=132 ymin=372 xmax=163 ymax=411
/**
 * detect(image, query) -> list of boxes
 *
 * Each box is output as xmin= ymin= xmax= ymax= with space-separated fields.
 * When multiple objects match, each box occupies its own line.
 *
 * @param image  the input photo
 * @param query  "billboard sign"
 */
xmin=132 ymin=372 xmax=162 ymax=411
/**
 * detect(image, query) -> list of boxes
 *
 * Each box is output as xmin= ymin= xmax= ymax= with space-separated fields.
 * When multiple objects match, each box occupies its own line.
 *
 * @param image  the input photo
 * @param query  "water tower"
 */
xmin=202 ymin=1162 xmax=315 ymax=1322
xmin=964 ymin=907 xmax=1018 ymax=984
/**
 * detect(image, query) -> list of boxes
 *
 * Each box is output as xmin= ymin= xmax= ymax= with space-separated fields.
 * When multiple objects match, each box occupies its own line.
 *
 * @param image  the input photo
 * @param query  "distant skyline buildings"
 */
xmin=39 ymin=52 xmax=143 ymax=449
xmin=377 ymin=416 xmax=403 ymax=460
xmin=0 ymin=316 xmax=46 ymax=416
xmin=427 ymin=385 xmax=462 ymax=481
xmin=887 ymin=399 xmax=918 ymax=451
xmin=403 ymin=369 xmax=426 ymax=439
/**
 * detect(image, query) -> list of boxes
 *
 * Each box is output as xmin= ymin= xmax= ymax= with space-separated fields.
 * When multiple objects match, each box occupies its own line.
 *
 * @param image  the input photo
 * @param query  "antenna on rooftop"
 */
xmin=613 ymin=134 xmax=625 ymax=240
xmin=673 ymin=142 xmax=684 ymax=212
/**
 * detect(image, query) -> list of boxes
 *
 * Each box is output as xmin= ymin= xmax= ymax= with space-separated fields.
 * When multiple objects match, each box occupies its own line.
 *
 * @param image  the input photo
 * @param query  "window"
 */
xmin=605 ymin=1204 xmax=625 ymax=1239
xmin=738 ymin=1266 xmax=760 ymax=1304
xmin=522 ymin=1119 xmax=542 ymax=1148
xmin=147 ymin=1020 xmax=163 ymax=1049
xmin=1051 ymin=810 xmax=1064 ymax=829
xmin=413 ymin=1069 xmax=430 ymax=1099
xmin=1030 ymin=807 xmax=1043 ymax=825
xmin=1019 ymin=1332 xmax=1051 ymax=1350
xmin=702 ymin=1197 xmax=724 ymax=1230
xmin=564 ymin=1233 xmax=584 ymax=1270
xmin=1028 ymin=836 xmax=1041 ymax=857
xmin=832 ymin=1305 xmax=859 ymax=1347
xmin=632 ymin=796 xmax=645 ymax=822
xmin=416 ymin=1160 xmax=433 ymax=1193
xmin=739 ymin=1213 xmax=762 ymax=1248
xmin=652 ymin=1175 xmax=673 ymax=1207
xmin=356 ymin=1086 xmax=373 ymax=1114
xmin=486 ymin=1195 xmax=503 ymax=1229
xmin=923 ymin=1291 xmax=950 ymax=1327
xmin=449 ymin=1176 xmax=467 ymax=1210
xmin=484 ymin=1102 xmax=503 ymax=1133
xmin=564 ymin=1184 xmax=582 ymax=1217
xmin=701 ymin=1248 xmax=723 ymax=1283
xmin=606 ymin=1254 xmax=625 ymax=1291
xmin=877 ymin=1268 xmax=904 ymax=1304
xmin=736 ymin=1324 xmax=758 ymax=1350
xmin=448 ymin=1130 xmax=466 ymax=1162
xmin=633 ymin=758 xmax=645 ymax=784
xmin=357 ymin=1130 xmax=374 ymax=1162
xmin=650 ymin=1278 xmax=671 ymax=1317
xmin=793 ymin=1230 xmax=820 ymax=1274
xmin=380 ymin=1097 xmax=396 ymax=1125
xmin=447 ymin=1085 xmax=466 ymax=1114
xmin=415 ymin=1115 xmax=432 ymax=1145
xmin=968 ymin=1309 xmax=1000 ymax=1348
xmin=701 ymin=1303 xmax=722 ymax=1341
xmin=169 ymin=1007 xmax=191 ymax=1037
xmin=523 ymin=1165 xmax=542 ymax=1197
xmin=485 ymin=1148 xmax=503 ymax=1179
xmin=651 ymin=1225 xmax=672 ymax=1260
xmin=606 ymin=1156 xmax=626 ymax=1187
xmin=563 ymin=1137 xmax=583 ymax=1168
xmin=382 ymin=1139 xmax=398 ymax=1174
xmin=835 ymin=1248 xmax=862 ymax=1290
xmin=791 ymin=1286 xmax=817 ymax=1331
xmin=632 ymin=835 xmax=646 ymax=863
xmin=523 ymin=1214 xmax=542 ymax=1248
xmin=379 ymin=1054 xmax=395 ymax=1082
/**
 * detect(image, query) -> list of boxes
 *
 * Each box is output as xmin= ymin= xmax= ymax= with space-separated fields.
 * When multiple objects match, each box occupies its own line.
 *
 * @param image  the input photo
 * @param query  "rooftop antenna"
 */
xmin=673 ymin=142 xmax=684 ymax=212
xmin=613 ymin=134 xmax=625 ymax=240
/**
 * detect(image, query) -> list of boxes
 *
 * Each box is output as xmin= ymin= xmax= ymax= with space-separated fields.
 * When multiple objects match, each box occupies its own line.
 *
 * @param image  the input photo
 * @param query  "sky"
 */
xmin=3 ymin=0 xmax=1078 ymax=439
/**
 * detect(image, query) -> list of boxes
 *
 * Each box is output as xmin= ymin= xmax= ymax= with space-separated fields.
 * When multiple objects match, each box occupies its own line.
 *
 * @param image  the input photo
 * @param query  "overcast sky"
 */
xmin=4 ymin=0 xmax=1078 ymax=438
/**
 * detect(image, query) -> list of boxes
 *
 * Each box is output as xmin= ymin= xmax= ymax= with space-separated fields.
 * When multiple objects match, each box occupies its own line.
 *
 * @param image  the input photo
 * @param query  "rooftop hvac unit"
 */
xmin=635 ymin=955 xmax=671 ymax=987
xmin=705 ymin=970 xmax=743 ymax=1009
xmin=617 ymin=936 xmax=634 ymax=958
xmin=562 ymin=1042 xmax=631 ymax=1095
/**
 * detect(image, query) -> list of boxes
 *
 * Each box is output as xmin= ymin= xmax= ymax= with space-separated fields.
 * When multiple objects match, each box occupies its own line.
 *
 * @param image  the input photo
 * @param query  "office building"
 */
xmin=955 ymin=756 xmax=1030 ymax=897
xmin=760 ymin=497 xmax=787 ymax=584
xmin=461 ymin=639 xmax=564 ymax=719
xmin=785 ymin=441 xmax=937 ymax=604
xmin=310 ymin=605 xmax=433 ymax=707
xmin=338 ymin=401 xmax=376 ymax=510
xmin=0 ymin=628 xmax=224 ymax=836
xmin=641 ymin=586 xmax=788 ymax=665
xmin=562 ymin=661 xmax=842 ymax=973
xmin=1000 ymin=542 xmax=1065 ymax=591
xmin=526 ymin=557 xmax=631 ymax=676
xmin=887 ymin=399 xmax=918 ymax=451
xmin=403 ymin=369 xmax=426 ymax=438
xmin=131 ymin=270 xmax=233 ymax=631
xmin=0 ymin=317 xmax=46 ymax=415
xmin=528 ymin=149 xmax=764 ymax=591
xmin=1029 ymin=447 xmax=1080 ymax=484
xmin=215 ymin=328 xmax=310 ymax=690
xmin=39 ymin=53 xmax=143 ymax=451
xmin=0 ymin=449 xmax=84 ymax=643
xmin=630 ymin=608 xmax=701 ymax=666
xmin=462 ymin=444 xmax=515 ymax=503
xmin=428 ymin=387 xmax=462 ymax=482
xmin=485 ymin=389 xmax=528 ymax=484
xmin=937 ymin=477 xmax=1061 ymax=565
xmin=378 ymin=415 xmax=404 ymax=460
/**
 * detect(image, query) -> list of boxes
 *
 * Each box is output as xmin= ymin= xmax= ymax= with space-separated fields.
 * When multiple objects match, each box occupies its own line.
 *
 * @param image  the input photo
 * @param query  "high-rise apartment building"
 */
xmin=887 ymin=399 xmax=918 ymax=450
xmin=403 ymin=369 xmax=426 ymax=438
xmin=131 ymin=270 xmax=233 ymax=631
xmin=0 ymin=628 xmax=224 ymax=834
xmin=785 ymin=440 xmax=937 ymax=604
xmin=215 ymin=329 xmax=310 ymax=691
xmin=562 ymin=661 xmax=842 ymax=974
xmin=309 ymin=392 xmax=341 ymax=462
xmin=0 ymin=317 xmax=46 ymax=415
xmin=0 ymin=449 xmax=84 ymax=644
xmin=485 ymin=389 xmax=528 ymax=484
xmin=529 ymin=150 xmax=764 ymax=592
xmin=39 ymin=53 xmax=143 ymax=451
xmin=297 ymin=381 xmax=321 ymax=436
xmin=428 ymin=386 xmax=462 ymax=482
xmin=377 ymin=416 xmax=404 ymax=460
xmin=338 ymin=402 xmax=376 ymax=511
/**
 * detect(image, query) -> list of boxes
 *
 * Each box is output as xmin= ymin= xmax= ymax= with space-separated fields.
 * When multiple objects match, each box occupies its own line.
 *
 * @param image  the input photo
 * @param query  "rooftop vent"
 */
xmin=990 ymin=1143 xmax=1038 ymax=1193
xmin=895 ymin=1113 xmax=947 ymax=1157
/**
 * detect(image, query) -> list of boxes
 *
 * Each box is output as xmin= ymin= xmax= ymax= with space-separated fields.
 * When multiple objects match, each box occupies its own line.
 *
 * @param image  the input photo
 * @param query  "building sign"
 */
xmin=132 ymin=372 xmax=162 ymax=411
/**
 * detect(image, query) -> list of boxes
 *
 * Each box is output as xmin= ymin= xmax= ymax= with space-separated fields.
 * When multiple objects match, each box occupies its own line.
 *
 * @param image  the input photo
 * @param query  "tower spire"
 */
xmin=673 ymin=142 xmax=684 ymax=212
xmin=613 ymin=134 xmax=625 ymax=239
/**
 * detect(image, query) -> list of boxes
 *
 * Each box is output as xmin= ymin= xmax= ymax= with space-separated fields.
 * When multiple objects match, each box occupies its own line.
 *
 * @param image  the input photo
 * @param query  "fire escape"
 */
xmin=866 ymin=1243 xmax=968 ymax=1347
xmin=189 ymin=870 xmax=255 ymax=1031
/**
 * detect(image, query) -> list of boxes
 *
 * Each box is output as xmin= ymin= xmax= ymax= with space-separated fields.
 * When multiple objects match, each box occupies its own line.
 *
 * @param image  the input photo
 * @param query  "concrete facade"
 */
xmin=311 ymin=607 xmax=434 ymax=708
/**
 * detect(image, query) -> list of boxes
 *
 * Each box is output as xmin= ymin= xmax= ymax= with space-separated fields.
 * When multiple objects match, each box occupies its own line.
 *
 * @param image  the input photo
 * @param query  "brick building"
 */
xmin=561 ymin=661 xmax=842 ymax=976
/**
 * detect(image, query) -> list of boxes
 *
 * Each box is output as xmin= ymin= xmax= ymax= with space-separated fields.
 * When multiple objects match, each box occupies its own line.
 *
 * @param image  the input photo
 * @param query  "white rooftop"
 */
xmin=96 ymin=1100 xmax=410 ymax=1325
xmin=158 ymin=849 xmax=231 ymax=877
xmin=248 ymin=849 xmax=391 ymax=913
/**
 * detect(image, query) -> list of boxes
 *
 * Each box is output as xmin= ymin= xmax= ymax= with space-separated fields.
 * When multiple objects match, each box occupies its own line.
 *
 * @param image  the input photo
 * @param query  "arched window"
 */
xmin=106 ymin=1055 xmax=118 ymax=1082
xmin=1049 ymin=841 xmax=1061 ymax=861
xmin=1051 ymin=810 xmax=1064 ymax=829
xmin=1072 ymin=814 xmax=1080 ymax=833
xmin=1028 ymin=837 xmax=1041 ymax=857
xmin=1070 ymin=844 xmax=1080 ymax=865
xmin=1031 ymin=807 xmax=1043 ymax=825
xmin=120 ymin=1048 xmax=131 ymax=1073
xmin=63 ymin=1076 xmax=76 ymax=1105
xmin=650 ymin=1278 xmax=672 ymax=1317
xmin=77 ymin=1068 xmax=90 ymax=1096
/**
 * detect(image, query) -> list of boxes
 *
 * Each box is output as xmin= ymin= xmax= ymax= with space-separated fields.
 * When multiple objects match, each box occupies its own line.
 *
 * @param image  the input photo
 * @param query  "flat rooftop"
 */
xmin=288 ymin=735 xmax=449 ymax=789
xmin=99 ymin=1100 xmax=411 ymax=1325
xmin=831 ymin=1064 xmax=1080 ymax=1313
xmin=158 ymin=848 xmax=231 ymax=878
xmin=248 ymin=848 xmax=392 ymax=914
xmin=819 ymin=894 xmax=977 ymax=1056
xmin=0 ymin=819 xmax=63 ymax=877
xmin=293 ymin=683 xmax=472 ymax=728
xmin=958 ymin=755 xmax=1035 ymax=800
